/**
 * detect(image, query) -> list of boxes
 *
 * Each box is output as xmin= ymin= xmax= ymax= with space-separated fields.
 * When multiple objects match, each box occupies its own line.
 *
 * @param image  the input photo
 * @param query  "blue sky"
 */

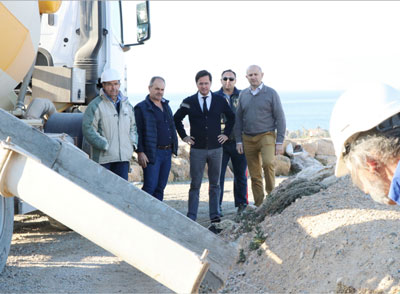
xmin=125 ymin=1 xmax=400 ymax=95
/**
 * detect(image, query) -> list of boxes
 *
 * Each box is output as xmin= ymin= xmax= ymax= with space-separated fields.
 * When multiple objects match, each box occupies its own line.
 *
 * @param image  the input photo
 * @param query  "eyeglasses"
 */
xmin=222 ymin=77 xmax=235 ymax=81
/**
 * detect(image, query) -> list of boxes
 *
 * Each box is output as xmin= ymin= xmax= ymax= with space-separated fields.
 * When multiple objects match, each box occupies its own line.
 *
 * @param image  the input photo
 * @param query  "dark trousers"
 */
xmin=142 ymin=149 xmax=172 ymax=201
xmin=219 ymin=141 xmax=248 ymax=209
xmin=101 ymin=161 xmax=130 ymax=180
xmin=188 ymin=147 xmax=222 ymax=221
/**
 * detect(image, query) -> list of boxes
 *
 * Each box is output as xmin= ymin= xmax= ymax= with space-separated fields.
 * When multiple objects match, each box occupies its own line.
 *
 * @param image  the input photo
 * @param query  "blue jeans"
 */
xmin=219 ymin=141 xmax=248 ymax=209
xmin=187 ymin=147 xmax=222 ymax=221
xmin=142 ymin=149 xmax=172 ymax=201
xmin=101 ymin=161 xmax=130 ymax=180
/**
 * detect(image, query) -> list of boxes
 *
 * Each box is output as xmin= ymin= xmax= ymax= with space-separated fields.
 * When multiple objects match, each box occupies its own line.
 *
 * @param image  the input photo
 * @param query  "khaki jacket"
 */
xmin=82 ymin=89 xmax=137 ymax=164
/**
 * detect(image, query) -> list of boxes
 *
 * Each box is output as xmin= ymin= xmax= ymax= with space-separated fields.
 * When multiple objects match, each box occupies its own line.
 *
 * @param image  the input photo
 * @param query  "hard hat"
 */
xmin=101 ymin=68 xmax=121 ymax=83
xmin=330 ymin=82 xmax=400 ymax=177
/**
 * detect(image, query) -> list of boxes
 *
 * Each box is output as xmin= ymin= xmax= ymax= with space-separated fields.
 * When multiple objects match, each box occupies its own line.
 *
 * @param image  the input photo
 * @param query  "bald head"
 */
xmin=247 ymin=65 xmax=262 ymax=74
xmin=246 ymin=65 xmax=264 ymax=89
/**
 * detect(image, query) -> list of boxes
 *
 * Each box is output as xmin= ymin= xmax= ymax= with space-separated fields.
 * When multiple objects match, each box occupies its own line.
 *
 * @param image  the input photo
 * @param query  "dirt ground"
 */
xmin=0 ymin=178 xmax=280 ymax=294
xmin=3 ymin=175 xmax=400 ymax=293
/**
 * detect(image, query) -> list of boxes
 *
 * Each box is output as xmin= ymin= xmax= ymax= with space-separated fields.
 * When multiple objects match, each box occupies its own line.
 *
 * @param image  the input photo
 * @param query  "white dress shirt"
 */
xmin=198 ymin=92 xmax=211 ymax=111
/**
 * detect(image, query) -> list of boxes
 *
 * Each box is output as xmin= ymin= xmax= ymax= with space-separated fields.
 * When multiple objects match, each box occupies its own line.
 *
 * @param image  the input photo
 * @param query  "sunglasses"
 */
xmin=222 ymin=77 xmax=235 ymax=81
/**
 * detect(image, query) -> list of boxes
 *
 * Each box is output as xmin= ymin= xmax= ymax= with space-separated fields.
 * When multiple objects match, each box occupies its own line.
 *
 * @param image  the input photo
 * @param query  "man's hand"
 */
xmin=218 ymin=134 xmax=228 ymax=144
xmin=275 ymin=144 xmax=283 ymax=155
xmin=137 ymin=152 xmax=149 ymax=168
xmin=183 ymin=136 xmax=195 ymax=145
xmin=236 ymin=142 xmax=244 ymax=154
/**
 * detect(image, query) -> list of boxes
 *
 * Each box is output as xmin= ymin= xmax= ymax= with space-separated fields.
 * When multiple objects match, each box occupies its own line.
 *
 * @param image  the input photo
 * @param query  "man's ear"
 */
xmin=365 ymin=157 xmax=379 ymax=173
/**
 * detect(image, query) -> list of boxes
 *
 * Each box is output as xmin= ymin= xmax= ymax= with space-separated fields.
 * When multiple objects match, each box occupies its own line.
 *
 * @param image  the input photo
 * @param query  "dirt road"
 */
xmin=0 ymin=178 xmax=278 ymax=293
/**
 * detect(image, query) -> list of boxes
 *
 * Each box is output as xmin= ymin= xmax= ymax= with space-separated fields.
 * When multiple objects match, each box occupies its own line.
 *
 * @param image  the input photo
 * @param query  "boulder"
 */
xmin=320 ymin=174 xmax=339 ymax=188
xmin=301 ymin=141 xmax=318 ymax=157
xmin=129 ymin=163 xmax=143 ymax=182
xmin=171 ymin=157 xmax=190 ymax=181
xmin=275 ymin=155 xmax=291 ymax=176
xmin=295 ymin=165 xmax=334 ymax=182
xmin=290 ymin=151 xmax=322 ymax=173
xmin=315 ymin=154 xmax=337 ymax=166
xmin=168 ymin=171 xmax=174 ymax=182
xmin=177 ymin=143 xmax=190 ymax=161
xmin=315 ymin=138 xmax=335 ymax=156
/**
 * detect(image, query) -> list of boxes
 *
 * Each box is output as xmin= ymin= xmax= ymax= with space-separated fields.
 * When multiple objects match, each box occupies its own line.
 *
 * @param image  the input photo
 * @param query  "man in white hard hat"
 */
xmin=82 ymin=68 xmax=137 ymax=180
xmin=330 ymin=82 xmax=400 ymax=205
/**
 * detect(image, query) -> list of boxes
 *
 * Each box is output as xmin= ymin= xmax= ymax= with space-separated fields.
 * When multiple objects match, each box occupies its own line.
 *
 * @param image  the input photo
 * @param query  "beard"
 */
xmin=360 ymin=173 xmax=392 ymax=205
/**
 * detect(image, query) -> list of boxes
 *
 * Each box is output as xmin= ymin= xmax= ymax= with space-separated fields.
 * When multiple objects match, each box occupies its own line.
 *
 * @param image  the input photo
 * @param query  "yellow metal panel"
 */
xmin=39 ymin=0 xmax=61 ymax=14
xmin=0 ymin=2 xmax=32 ymax=83
xmin=6 ymin=34 xmax=35 ymax=83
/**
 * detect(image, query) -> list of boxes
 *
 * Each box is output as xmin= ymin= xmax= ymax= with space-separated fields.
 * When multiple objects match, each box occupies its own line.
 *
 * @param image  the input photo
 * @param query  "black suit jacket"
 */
xmin=173 ymin=92 xmax=235 ymax=149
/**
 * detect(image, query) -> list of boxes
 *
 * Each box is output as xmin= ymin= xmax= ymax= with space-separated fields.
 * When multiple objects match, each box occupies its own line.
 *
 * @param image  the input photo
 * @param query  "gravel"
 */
xmin=2 ymin=176 xmax=400 ymax=293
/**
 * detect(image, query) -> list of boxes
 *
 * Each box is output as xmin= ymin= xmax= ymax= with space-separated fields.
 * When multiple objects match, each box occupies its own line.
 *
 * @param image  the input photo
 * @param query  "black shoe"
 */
xmin=211 ymin=216 xmax=221 ymax=223
xmin=208 ymin=224 xmax=222 ymax=234
xmin=237 ymin=204 xmax=247 ymax=215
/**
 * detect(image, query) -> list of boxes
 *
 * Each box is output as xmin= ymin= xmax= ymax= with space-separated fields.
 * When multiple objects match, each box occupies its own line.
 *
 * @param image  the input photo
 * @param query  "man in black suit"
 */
xmin=174 ymin=70 xmax=235 ymax=228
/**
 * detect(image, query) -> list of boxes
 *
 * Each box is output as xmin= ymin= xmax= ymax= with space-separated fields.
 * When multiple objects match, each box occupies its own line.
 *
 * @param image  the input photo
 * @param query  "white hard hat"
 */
xmin=330 ymin=82 xmax=400 ymax=177
xmin=101 ymin=68 xmax=121 ymax=83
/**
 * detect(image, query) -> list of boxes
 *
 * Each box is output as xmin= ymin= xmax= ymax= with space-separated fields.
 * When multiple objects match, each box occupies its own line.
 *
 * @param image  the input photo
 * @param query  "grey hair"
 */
xmin=344 ymin=133 xmax=400 ymax=171
xmin=344 ymin=133 xmax=400 ymax=204
xmin=149 ymin=76 xmax=165 ymax=87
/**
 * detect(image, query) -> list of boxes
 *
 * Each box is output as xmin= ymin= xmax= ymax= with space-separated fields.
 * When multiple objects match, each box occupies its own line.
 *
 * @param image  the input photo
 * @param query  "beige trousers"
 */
xmin=243 ymin=132 xmax=276 ymax=207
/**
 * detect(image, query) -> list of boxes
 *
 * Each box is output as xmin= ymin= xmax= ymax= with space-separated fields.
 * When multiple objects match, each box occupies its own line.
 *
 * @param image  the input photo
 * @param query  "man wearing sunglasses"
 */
xmin=234 ymin=65 xmax=286 ymax=207
xmin=330 ymin=82 xmax=400 ymax=205
xmin=216 ymin=70 xmax=248 ymax=216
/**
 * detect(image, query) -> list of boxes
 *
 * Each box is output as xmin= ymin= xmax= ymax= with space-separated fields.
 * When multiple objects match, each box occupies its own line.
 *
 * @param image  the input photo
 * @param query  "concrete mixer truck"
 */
xmin=0 ymin=1 xmax=237 ymax=293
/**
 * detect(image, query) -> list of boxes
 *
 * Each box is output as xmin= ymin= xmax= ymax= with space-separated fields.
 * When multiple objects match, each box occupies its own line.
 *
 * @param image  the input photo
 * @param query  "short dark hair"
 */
xmin=221 ymin=69 xmax=236 ymax=78
xmin=195 ymin=70 xmax=212 ymax=83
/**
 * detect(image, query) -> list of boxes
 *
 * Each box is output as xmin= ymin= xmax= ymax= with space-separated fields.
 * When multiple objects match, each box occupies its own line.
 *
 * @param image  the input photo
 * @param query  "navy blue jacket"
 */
xmin=134 ymin=96 xmax=178 ymax=164
xmin=173 ymin=92 xmax=235 ymax=149
xmin=216 ymin=87 xmax=241 ymax=141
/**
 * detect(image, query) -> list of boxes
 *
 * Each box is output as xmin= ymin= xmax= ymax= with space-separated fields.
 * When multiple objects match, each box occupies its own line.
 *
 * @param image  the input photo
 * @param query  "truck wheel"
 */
xmin=0 ymin=196 xmax=14 ymax=273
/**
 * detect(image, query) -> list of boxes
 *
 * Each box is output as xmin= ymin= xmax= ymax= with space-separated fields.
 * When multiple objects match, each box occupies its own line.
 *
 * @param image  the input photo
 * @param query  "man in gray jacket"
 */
xmin=82 ymin=68 xmax=137 ymax=180
xmin=234 ymin=65 xmax=286 ymax=207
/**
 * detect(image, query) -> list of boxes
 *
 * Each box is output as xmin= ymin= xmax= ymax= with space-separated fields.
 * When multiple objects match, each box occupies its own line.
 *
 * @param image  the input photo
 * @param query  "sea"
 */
xmin=129 ymin=90 xmax=344 ymax=132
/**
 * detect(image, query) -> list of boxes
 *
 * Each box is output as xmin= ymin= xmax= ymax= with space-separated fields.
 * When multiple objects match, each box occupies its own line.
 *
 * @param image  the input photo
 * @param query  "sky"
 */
xmin=124 ymin=1 xmax=400 ymax=96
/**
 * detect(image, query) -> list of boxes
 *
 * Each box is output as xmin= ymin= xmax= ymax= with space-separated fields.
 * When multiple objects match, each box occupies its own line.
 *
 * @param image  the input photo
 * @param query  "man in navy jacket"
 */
xmin=174 ymin=70 xmax=235 ymax=228
xmin=134 ymin=76 xmax=178 ymax=201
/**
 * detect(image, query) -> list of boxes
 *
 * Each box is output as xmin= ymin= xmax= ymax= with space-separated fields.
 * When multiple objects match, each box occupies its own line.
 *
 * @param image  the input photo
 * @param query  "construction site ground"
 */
xmin=0 ymin=178 xmax=275 ymax=294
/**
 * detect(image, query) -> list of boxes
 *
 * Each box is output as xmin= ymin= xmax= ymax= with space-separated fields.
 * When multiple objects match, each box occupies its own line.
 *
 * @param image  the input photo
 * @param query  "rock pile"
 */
xmin=128 ymin=129 xmax=335 ymax=183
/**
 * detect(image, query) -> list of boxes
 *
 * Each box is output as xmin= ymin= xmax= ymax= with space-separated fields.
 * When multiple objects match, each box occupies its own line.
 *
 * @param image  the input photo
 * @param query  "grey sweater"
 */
xmin=234 ymin=84 xmax=286 ymax=144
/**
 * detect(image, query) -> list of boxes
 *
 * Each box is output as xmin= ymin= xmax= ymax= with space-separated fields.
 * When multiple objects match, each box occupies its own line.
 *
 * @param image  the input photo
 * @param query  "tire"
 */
xmin=0 ymin=196 xmax=14 ymax=273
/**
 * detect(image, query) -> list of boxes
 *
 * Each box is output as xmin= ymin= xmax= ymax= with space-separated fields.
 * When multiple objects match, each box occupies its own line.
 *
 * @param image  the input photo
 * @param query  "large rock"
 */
xmin=290 ymin=151 xmax=322 ymax=173
xmin=275 ymin=155 xmax=291 ymax=176
xmin=315 ymin=138 xmax=335 ymax=156
xmin=295 ymin=165 xmax=334 ymax=182
xmin=171 ymin=157 xmax=190 ymax=181
xmin=128 ymin=163 xmax=143 ymax=182
xmin=177 ymin=143 xmax=190 ymax=161
xmin=315 ymin=154 xmax=336 ymax=166
xmin=301 ymin=141 xmax=318 ymax=157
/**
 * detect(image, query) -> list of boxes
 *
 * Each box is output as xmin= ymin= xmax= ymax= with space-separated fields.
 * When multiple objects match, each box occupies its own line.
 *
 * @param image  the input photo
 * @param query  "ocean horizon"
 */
xmin=128 ymin=90 xmax=344 ymax=132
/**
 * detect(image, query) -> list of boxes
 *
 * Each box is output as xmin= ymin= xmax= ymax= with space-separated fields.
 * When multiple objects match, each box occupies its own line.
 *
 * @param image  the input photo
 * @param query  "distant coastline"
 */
xmin=128 ymin=90 xmax=343 ymax=132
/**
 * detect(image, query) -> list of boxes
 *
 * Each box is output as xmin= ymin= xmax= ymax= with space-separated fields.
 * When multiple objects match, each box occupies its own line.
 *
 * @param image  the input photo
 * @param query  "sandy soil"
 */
xmin=0 ymin=178 xmax=275 ymax=293
xmin=2 ymin=176 xmax=400 ymax=293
